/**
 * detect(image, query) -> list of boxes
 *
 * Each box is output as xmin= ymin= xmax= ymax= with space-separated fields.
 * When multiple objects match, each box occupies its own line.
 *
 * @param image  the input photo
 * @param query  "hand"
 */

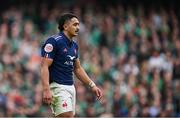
xmin=91 ymin=86 xmax=103 ymax=100
xmin=43 ymin=89 xmax=52 ymax=105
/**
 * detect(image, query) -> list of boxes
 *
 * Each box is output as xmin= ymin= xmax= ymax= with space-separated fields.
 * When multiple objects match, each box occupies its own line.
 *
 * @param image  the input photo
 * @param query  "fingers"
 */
xmin=43 ymin=97 xmax=52 ymax=105
xmin=43 ymin=90 xmax=53 ymax=105
xmin=96 ymin=89 xmax=100 ymax=97
xmin=96 ymin=88 xmax=103 ymax=100
xmin=99 ymin=90 xmax=103 ymax=100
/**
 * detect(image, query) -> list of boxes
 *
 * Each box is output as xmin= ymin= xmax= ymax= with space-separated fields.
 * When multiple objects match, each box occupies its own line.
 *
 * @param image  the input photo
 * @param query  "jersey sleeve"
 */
xmin=41 ymin=37 xmax=57 ymax=59
xmin=75 ymin=43 xmax=79 ymax=59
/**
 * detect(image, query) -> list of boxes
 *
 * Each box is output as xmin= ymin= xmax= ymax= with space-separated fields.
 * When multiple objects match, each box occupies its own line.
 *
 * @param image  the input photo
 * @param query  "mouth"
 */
xmin=75 ymin=30 xmax=79 ymax=34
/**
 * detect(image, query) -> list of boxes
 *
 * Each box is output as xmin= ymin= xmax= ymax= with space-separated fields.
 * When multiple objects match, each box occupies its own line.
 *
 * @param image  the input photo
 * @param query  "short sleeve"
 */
xmin=75 ymin=43 xmax=79 ymax=59
xmin=41 ymin=37 xmax=57 ymax=59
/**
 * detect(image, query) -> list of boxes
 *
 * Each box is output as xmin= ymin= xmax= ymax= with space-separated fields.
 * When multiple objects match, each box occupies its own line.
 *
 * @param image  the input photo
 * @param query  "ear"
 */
xmin=63 ymin=23 xmax=68 ymax=31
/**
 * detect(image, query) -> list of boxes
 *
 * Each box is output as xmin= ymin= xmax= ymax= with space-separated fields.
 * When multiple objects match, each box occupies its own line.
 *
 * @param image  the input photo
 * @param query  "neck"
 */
xmin=63 ymin=31 xmax=73 ymax=41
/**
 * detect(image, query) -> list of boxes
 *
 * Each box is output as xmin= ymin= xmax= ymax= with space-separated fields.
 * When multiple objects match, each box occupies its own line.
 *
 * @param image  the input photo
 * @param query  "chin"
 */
xmin=74 ymin=33 xmax=78 ymax=36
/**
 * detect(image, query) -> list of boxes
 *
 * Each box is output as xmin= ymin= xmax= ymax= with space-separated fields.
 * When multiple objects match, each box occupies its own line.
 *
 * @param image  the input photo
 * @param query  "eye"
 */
xmin=73 ymin=22 xmax=79 ymax=27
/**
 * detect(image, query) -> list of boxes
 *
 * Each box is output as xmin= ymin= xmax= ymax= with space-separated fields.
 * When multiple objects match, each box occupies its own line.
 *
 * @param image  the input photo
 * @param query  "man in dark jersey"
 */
xmin=40 ymin=13 xmax=102 ymax=117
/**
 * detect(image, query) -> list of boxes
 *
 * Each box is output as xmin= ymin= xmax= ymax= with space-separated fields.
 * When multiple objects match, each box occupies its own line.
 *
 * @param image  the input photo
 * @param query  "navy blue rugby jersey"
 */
xmin=41 ymin=32 xmax=79 ymax=85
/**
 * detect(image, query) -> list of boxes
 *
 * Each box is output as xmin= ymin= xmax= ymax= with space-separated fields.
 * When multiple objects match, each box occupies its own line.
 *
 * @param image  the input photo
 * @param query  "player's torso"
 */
xmin=52 ymin=34 xmax=78 ymax=69
xmin=55 ymin=41 xmax=77 ymax=68
xmin=47 ymin=33 xmax=78 ymax=85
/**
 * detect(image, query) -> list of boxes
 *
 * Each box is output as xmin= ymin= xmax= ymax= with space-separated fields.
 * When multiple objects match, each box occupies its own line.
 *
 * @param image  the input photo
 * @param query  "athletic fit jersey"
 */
xmin=41 ymin=32 xmax=78 ymax=85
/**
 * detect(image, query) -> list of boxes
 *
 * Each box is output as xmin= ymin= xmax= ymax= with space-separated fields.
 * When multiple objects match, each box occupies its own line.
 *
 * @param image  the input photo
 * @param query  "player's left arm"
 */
xmin=74 ymin=59 xmax=103 ymax=100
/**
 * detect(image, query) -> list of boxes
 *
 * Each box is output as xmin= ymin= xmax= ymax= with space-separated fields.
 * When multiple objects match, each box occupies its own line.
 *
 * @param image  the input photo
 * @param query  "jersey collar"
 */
xmin=60 ymin=32 xmax=73 ymax=47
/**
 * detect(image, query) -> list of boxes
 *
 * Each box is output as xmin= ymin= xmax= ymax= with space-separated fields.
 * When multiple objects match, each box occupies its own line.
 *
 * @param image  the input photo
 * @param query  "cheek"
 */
xmin=69 ymin=28 xmax=74 ymax=34
xmin=71 ymin=27 xmax=76 ymax=32
xmin=67 ymin=27 xmax=73 ymax=33
xmin=68 ymin=28 xmax=76 ymax=35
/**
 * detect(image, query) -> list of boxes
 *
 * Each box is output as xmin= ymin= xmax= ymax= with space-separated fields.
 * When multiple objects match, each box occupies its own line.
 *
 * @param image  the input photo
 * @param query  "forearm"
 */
xmin=74 ymin=66 xmax=96 ymax=87
xmin=40 ymin=66 xmax=50 ymax=90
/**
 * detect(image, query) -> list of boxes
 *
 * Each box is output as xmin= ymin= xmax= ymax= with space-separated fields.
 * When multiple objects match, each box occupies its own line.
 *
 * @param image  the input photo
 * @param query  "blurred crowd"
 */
xmin=0 ymin=1 xmax=180 ymax=117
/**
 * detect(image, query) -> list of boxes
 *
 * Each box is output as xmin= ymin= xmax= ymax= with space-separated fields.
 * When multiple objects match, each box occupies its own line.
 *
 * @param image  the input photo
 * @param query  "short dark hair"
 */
xmin=58 ymin=13 xmax=78 ymax=31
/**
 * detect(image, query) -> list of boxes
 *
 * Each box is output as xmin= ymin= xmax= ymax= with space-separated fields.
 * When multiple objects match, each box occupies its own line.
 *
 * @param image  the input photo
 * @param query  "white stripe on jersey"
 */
xmin=51 ymin=34 xmax=62 ymax=41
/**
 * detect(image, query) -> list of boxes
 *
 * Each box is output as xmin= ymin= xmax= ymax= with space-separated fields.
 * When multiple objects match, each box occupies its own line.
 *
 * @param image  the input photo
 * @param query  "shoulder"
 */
xmin=42 ymin=37 xmax=56 ymax=49
xmin=50 ymin=34 xmax=63 ymax=41
xmin=44 ymin=34 xmax=64 ymax=44
xmin=42 ymin=35 xmax=59 ymax=49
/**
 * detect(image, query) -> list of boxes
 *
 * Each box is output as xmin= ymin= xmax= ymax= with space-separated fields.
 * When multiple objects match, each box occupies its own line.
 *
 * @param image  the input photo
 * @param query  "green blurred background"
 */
xmin=0 ymin=0 xmax=180 ymax=117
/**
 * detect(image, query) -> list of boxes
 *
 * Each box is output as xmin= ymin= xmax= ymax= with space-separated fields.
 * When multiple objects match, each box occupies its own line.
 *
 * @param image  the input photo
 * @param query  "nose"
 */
xmin=76 ymin=25 xmax=80 ymax=31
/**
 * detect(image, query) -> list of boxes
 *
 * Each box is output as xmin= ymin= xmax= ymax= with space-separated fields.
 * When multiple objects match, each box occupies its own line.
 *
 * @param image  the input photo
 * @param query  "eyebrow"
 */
xmin=73 ymin=22 xmax=79 ymax=25
xmin=71 ymin=20 xmax=79 ymax=25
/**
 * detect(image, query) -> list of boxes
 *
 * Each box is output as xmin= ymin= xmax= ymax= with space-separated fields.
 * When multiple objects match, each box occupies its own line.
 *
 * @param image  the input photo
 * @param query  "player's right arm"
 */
xmin=40 ymin=57 xmax=53 ymax=105
xmin=40 ymin=37 xmax=57 ymax=105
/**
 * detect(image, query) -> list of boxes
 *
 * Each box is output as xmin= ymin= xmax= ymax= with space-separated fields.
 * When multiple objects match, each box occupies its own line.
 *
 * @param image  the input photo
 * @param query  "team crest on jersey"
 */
xmin=44 ymin=43 xmax=53 ymax=53
xmin=63 ymin=48 xmax=67 ymax=52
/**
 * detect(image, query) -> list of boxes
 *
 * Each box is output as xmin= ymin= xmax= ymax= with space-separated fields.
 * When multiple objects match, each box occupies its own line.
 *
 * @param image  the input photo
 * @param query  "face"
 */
xmin=64 ymin=17 xmax=80 ymax=38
